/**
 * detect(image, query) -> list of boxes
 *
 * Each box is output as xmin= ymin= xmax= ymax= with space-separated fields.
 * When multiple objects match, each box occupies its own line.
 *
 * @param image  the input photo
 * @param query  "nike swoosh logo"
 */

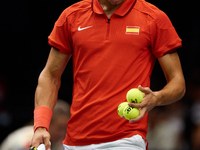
xmin=78 ymin=26 xmax=92 ymax=31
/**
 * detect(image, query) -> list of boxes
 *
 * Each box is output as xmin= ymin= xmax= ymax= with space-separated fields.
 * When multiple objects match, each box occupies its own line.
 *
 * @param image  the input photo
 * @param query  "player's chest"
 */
xmin=70 ymin=13 xmax=151 ymax=50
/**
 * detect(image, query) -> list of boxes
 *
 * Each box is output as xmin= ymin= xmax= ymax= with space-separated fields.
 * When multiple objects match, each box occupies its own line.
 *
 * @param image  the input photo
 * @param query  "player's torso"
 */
xmin=69 ymin=8 xmax=151 ymax=54
xmin=65 ymin=0 xmax=154 ymax=146
xmin=67 ymin=0 xmax=156 ymax=102
xmin=68 ymin=3 xmax=155 ymax=79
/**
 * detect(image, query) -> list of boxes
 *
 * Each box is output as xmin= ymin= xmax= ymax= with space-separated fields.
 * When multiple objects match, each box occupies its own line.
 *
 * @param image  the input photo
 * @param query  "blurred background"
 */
xmin=0 ymin=0 xmax=199 ymax=150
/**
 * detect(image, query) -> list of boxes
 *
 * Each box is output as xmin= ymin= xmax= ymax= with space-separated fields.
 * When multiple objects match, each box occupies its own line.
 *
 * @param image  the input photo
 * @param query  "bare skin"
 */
xmin=99 ymin=0 xmax=125 ymax=18
xmin=30 ymin=49 xmax=185 ymax=149
xmin=30 ymin=0 xmax=186 ymax=149
xmin=128 ymin=51 xmax=186 ymax=123
xmin=31 ymin=48 xmax=70 ymax=150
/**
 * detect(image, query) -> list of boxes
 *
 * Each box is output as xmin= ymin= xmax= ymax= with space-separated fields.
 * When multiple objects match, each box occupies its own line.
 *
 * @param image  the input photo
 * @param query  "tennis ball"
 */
xmin=123 ymin=105 xmax=140 ymax=120
xmin=126 ymin=88 xmax=143 ymax=103
xmin=117 ymin=102 xmax=128 ymax=117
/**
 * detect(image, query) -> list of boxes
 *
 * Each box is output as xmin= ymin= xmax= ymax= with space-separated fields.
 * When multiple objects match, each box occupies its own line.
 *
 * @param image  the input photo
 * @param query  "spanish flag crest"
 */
xmin=126 ymin=26 xmax=140 ymax=35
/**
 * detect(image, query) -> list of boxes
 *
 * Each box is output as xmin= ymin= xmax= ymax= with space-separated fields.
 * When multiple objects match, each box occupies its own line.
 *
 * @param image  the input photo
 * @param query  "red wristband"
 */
xmin=34 ymin=106 xmax=53 ymax=132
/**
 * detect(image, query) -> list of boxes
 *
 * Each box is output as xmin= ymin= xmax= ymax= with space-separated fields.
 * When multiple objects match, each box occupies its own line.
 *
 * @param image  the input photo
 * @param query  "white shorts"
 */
xmin=63 ymin=134 xmax=146 ymax=150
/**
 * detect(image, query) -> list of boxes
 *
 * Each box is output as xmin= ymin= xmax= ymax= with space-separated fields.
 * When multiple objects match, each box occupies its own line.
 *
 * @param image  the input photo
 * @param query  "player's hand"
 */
xmin=128 ymin=85 xmax=159 ymax=123
xmin=30 ymin=127 xmax=51 ymax=150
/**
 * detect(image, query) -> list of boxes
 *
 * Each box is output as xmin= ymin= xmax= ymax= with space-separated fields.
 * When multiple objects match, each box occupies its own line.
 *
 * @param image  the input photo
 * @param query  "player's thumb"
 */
xmin=138 ymin=85 xmax=151 ymax=95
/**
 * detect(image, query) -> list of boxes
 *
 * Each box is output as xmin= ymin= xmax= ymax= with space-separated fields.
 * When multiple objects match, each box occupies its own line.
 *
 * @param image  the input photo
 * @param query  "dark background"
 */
xmin=0 ymin=0 xmax=200 ymax=147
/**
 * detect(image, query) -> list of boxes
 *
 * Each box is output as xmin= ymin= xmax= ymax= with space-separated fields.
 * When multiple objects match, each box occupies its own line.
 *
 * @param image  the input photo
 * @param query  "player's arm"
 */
xmin=154 ymin=51 xmax=185 ymax=105
xmin=30 ymin=47 xmax=71 ymax=149
xmin=129 ymin=51 xmax=186 ymax=122
xmin=35 ymin=47 xmax=71 ymax=109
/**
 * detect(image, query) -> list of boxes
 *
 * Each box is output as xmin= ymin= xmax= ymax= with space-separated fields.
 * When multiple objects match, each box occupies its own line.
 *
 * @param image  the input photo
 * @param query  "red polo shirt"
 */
xmin=48 ymin=0 xmax=182 ymax=146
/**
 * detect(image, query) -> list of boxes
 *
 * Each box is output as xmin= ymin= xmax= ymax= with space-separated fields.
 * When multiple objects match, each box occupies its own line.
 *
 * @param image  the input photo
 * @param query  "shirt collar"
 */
xmin=92 ymin=0 xmax=136 ymax=17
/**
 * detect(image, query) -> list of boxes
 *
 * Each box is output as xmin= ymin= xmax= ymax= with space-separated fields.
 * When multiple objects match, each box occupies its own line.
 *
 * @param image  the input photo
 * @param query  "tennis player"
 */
xmin=30 ymin=0 xmax=185 ymax=149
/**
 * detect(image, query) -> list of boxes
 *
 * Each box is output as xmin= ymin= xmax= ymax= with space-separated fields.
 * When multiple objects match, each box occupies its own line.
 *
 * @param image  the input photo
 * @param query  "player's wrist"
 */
xmin=34 ymin=106 xmax=53 ymax=132
xmin=153 ymin=91 xmax=163 ymax=106
xmin=34 ymin=127 xmax=48 ymax=132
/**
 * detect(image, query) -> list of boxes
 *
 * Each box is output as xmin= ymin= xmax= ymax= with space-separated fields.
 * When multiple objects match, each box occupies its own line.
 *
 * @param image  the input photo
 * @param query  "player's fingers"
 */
xmin=44 ymin=136 xmax=51 ymax=150
xmin=30 ymin=137 xmax=41 ymax=149
xmin=129 ymin=108 xmax=146 ymax=123
xmin=138 ymin=85 xmax=151 ymax=95
xmin=128 ymin=101 xmax=146 ymax=108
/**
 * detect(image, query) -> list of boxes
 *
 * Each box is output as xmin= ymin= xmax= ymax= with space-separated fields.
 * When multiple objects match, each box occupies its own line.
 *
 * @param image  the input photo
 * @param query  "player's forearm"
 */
xmin=155 ymin=76 xmax=185 ymax=106
xmin=35 ymin=70 xmax=61 ymax=110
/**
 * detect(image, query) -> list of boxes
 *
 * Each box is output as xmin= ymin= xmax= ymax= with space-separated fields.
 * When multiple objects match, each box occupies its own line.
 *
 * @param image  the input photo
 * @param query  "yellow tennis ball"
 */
xmin=117 ymin=102 xmax=128 ymax=117
xmin=123 ymin=105 xmax=140 ymax=120
xmin=126 ymin=88 xmax=143 ymax=103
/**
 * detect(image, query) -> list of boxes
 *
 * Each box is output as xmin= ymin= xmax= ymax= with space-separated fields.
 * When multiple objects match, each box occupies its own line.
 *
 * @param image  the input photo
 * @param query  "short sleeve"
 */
xmin=48 ymin=9 xmax=73 ymax=55
xmin=150 ymin=11 xmax=182 ymax=58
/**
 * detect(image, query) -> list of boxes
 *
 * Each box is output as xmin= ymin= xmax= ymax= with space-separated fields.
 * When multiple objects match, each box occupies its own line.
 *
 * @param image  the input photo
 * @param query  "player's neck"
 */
xmin=98 ymin=0 xmax=124 ymax=18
